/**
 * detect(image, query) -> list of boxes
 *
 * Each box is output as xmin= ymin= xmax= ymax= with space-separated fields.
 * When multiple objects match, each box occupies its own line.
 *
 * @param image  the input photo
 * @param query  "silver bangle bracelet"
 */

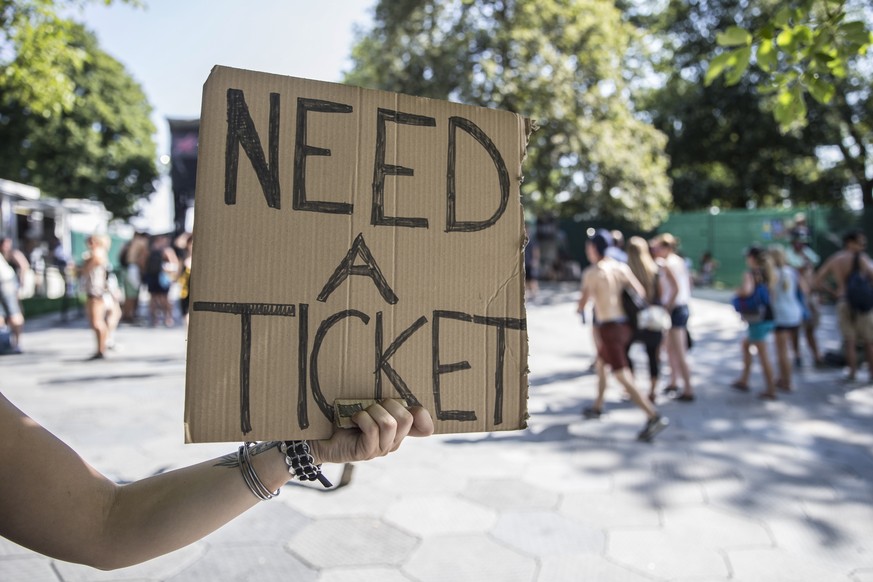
xmin=237 ymin=442 xmax=280 ymax=501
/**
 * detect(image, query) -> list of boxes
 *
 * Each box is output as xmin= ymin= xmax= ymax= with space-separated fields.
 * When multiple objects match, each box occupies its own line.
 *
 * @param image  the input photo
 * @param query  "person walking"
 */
xmin=651 ymin=233 xmax=694 ymax=401
xmin=577 ymin=229 xmax=669 ymax=441
xmin=0 ymin=252 xmax=25 ymax=353
xmin=625 ymin=236 xmax=665 ymax=404
xmin=80 ymin=235 xmax=120 ymax=360
xmin=813 ymin=229 xmax=873 ymax=382
xmin=786 ymin=231 xmax=824 ymax=367
xmin=731 ymin=246 xmax=777 ymax=399
xmin=769 ymin=245 xmax=805 ymax=392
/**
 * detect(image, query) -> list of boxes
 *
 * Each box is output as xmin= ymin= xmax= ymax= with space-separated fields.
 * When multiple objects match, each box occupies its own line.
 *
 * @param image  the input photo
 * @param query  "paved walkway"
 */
xmin=1 ymin=283 xmax=872 ymax=581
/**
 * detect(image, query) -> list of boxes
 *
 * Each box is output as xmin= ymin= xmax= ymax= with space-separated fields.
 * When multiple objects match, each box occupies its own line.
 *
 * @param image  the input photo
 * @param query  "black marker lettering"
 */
xmin=371 ymin=108 xmax=435 ymax=228
xmin=431 ymin=310 xmax=526 ymax=424
xmin=374 ymin=312 xmax=426 ymax=405
xmin=224 ymin=89 xmax=281 ymax=209
xmin=446 ymin=116 xmax=510 ymax=232
xmin=297 ymin=303 xmax=310 ymax=429
xmin=193 ymin=302 xmax=296 ymax=434
xmin=431 ymin=310 xmax=476 ymax=422
xmin=310 ymin=310 xmax=370 ymax=423
xmin=317 ymin=233 xmax=398 ymax=305
xmin=293 ymin=97 xmax=354 ymax=214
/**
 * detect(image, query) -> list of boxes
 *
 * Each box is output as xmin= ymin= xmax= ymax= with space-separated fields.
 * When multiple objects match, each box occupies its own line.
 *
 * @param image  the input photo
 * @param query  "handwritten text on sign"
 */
xmin=185 ymin=67 xmax=528 ymax=442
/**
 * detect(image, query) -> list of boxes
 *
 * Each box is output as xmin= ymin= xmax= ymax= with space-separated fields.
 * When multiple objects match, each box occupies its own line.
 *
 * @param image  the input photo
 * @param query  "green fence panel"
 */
xmin=658 ymin=207 xmax=853 ymax=288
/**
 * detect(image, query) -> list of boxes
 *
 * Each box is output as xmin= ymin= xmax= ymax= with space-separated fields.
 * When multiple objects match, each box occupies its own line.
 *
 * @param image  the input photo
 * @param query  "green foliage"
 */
xmin=705 ymin=0 xmax=872 ymax=131
xmin=345 ymin=0 xmax=672 ymax=230
xmin=1 ymin=1 xmax=139 ymax=116
xmin=637 ymin=0 xmax=872 ymax=211
xmin=0 ymin=22 xmax=157 ymax=217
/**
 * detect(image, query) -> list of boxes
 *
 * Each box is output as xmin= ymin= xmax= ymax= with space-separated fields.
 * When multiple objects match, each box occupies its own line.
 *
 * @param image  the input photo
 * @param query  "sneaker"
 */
xmin=582 ymin=407 xmax=602 ymax=420
xmin=637 ymin=415 xmax=669 ymax=441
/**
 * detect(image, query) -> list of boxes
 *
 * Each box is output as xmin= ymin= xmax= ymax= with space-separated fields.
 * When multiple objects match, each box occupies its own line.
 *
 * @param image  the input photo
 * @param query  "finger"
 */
xmin=407 ymin=406 xmax=435 ymax=437
xmin=380 ymin=399 xmax=414 ymax=450
xmin=362 ymin=402 xmax=398 ymax=454
xmin=350 ymin=409 xmax=381 ymax=460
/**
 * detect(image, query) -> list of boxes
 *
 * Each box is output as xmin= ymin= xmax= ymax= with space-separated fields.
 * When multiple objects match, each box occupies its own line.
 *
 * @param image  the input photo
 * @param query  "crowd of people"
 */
xmin=575 ymin=229 xmax=693 ymax=441
xmin=575 ymin=221 xmax=873 ymax=433
xmin=0 ymin=231 xmax=193 ymax=360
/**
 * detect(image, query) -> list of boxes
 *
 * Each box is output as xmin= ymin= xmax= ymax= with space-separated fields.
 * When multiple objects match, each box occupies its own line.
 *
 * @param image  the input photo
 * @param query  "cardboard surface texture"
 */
xmin=184 ymin=66 xmax=531 ymax=442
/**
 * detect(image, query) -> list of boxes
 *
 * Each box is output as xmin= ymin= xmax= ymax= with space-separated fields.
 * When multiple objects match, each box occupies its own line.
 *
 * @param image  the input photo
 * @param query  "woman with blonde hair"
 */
xmin=80 ymin=235 xmax=121 ymax=359
xmin=732 ymin=246 xmax=778 ymax=398
xmin=651 ymin=233 xmax=695 ymax=401
xmin=626 ymin=236 xmax=664 ymax=403
xmin=769 ymin=244 xmax=805 ymax=392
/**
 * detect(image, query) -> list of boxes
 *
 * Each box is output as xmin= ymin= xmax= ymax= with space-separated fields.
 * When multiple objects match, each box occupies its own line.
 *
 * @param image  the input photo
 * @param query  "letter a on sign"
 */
xmin=317 ymin=233 xmax=399 ymax=305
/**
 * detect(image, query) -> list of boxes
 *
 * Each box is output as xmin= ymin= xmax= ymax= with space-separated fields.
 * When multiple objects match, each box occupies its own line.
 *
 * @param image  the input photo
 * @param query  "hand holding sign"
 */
xmin=310 ymin=399 xmax=434 ymax=464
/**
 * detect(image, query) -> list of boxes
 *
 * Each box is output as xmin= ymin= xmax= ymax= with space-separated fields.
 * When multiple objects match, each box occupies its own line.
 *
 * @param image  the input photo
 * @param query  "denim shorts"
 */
xmin=747 ymin=321 xmax=775 ymax=342
xmin=670 ymin=304 xmax=689 ymax=328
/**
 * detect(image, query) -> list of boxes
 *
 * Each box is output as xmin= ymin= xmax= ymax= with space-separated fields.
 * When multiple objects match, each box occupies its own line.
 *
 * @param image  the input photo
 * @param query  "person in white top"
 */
xmin=651 ymin=233 xmax=694 ymax=401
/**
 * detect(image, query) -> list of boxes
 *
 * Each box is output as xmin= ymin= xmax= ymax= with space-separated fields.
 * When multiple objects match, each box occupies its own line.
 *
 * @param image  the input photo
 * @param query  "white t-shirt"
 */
xmin=659 ymin=253 xmax=691 ymax=307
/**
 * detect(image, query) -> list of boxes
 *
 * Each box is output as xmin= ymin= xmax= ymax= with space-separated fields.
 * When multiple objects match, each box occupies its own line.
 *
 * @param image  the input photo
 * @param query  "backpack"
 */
xmin=732 ymin=271 xmax=772 ymax=323
xmin=846 ymin=253 xmax=873 ymax=313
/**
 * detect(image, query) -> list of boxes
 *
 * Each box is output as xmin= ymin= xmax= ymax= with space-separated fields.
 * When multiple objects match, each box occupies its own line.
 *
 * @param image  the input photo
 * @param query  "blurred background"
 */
xmin=1 ymin=0 xmax=871 ymax=316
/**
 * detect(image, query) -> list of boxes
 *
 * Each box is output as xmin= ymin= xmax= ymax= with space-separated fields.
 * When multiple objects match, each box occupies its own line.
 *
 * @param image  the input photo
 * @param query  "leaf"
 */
xmin=756 ymin=40 xmax=777 ymax=72
xmin=724 ymin=46 xmax=752 ymax=85
xmin=840 ymin=21 xmax=872 ymax=50
xmin=776 ymin=28 xmax=795 ymax=50
xmin=774 ymin=85 xmax=808 ymax=130
xmin=704 ymin=52 xmax=733 ymax=86
xmin=805 ymin=76 xmax=835 ymax=104
xmin=774 ymin=7 xmax=792 ymax=28
xmin=717 ymin=26 xmax=752 ymax=47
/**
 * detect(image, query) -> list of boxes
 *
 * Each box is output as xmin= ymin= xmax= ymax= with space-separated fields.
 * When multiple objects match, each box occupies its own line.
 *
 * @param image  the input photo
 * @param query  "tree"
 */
xmin=702 ymin=0 xmax=873 ymax=207
xmin=637 ymin=0 xmax=871 ymax=210
xmin=0 ymin=22 xmax=157 ymax=217
xmin=345 ymin=0 xmax=672 ymax=230
xmin=705 ymin=0 xmax=871 ymax=130
xmin=1 ymin=1 xmax=140 ymax=116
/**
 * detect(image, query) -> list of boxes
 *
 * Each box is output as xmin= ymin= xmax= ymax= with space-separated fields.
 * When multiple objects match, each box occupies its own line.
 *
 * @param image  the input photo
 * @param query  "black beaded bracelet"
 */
xmin=280 ymin=440 xmax=332 ymax=488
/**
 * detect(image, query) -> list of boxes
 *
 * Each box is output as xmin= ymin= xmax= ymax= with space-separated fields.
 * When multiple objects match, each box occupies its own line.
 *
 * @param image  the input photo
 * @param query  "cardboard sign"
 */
xmin=184 ymin=66 xmax=531 ymax=442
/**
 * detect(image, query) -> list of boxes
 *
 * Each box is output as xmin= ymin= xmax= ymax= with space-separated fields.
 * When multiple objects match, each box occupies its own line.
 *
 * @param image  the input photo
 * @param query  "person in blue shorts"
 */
xmin=731 ymin=246 xmax=777 ymax=399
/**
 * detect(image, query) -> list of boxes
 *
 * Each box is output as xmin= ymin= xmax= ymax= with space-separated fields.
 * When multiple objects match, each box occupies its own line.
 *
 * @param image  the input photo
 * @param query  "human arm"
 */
xmin=737 ymin=270 xmax=755 ymax=297
xmin=0 ymin=392 xmax=433 ymax=570
xmin=812 ymin=257 xmax=838 ymax=298
xmin=660 ymin=262 xmax=679 ymax=310
xmin=10 ymin=248 xmax=30 ymax=276
xmin=577 ymin=268 xmax=591 ymax=314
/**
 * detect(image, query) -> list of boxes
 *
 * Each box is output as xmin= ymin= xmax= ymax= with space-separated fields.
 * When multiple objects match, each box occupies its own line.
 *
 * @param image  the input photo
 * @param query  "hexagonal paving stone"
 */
xmin=728 ymin=547 xmax=850 ymax=582
xmin=319 ymin=565 xmax=416 ymax=582
xmin=167 ymin=545 xmax=316 ymax=582
xmin=609 ymin=529 xmax=729 ymax=580
xmin=278 ymin=477 xmax=398 ymax=519
xmin=561 ymin=489 xmax=662 ymax=529
xmin=539 ymin=554 xmax=656 ymax=582
xmin=384 ymin=495 xmax=497 ymax=536
xmin=491 ymin=510 xmax=604 ymax=556
xmin=0 ymin=557 xmax=60 ymax=582
xmin=201 ymin=499 xmax=311 ymax=545
xmin=289 ymin=518 xmax=417 ymax=568
xmin=461 ymin=478 xmax=559 ymax=511
xmin=54 ymin=542 xmax=206 ymax=582
xmin=662 ymin=505 xmax=773 ymax=549
xmin=404 ymin=535 xmax=536 ymax=582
